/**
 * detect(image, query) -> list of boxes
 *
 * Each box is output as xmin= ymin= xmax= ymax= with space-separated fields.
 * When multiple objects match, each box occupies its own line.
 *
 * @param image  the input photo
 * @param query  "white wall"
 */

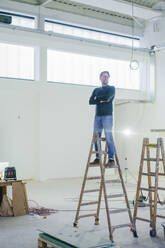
xmin=0 ymin=78 xmax=98 ymax=180
xmin=115 ymin=50 xmax=165 ymax=174
xmin=141 ymin=15 xmax=165 ymax=48
xmin=0 ymin=79 xmax=40 ymax=179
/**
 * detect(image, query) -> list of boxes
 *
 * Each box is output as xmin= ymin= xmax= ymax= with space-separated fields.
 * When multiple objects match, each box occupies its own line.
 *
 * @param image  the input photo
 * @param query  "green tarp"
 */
xmin=39 ymin=232 xmax=79 ymax=248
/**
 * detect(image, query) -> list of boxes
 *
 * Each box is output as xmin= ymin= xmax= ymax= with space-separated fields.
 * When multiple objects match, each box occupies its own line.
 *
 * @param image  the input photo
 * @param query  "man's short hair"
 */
xmin=100 ymin=71 xmax=110 ymax=78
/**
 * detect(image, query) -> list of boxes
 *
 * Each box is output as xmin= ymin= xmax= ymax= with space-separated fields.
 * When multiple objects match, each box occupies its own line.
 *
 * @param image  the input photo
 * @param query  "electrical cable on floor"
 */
xmin=29 ymin=207 xmax=57 ymax=216
xmin=28 ymin=199 xmax=41 ymax=208
xmin=28 ymin=199 xmax=57 ymax=216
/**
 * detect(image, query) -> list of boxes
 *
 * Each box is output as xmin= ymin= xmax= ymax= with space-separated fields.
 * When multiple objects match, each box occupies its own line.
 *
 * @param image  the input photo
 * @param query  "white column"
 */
xmin=35 ymin=7 xmax=45 ymax=31
xmin=34 ymin=46 xmax=47 ymax=82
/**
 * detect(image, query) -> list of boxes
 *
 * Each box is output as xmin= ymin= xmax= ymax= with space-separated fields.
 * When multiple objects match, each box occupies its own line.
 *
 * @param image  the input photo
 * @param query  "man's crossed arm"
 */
xmin=89 ymin=87 xmax=115 ymax=105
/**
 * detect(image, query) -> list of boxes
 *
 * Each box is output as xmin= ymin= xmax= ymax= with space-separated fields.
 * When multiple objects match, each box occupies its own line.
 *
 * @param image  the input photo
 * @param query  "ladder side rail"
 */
xmin=160 ymin=138 xmax=165 ymax=175
xmin=97 ymin=134 xmax=114 ymax=242
xmin=133 ymin=138 xmax=146 ymax=225
xmin=95 ymin=141 xmax=108 ymax=223
xmin=152 ymin=138 xmax=161 ymax=231
xmin=114 ymin=145 xmax=134 ymax=227
xmin=74 ymin=133 xmax=95 ymax=225
xmin=146 ymin=138 xmax=154 ymax=224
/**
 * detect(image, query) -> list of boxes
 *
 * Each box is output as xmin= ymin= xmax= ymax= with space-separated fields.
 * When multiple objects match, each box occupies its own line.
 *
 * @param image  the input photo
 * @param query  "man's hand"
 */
xmin=94 ymin=95 xmax=110 ymax=103
xmin=100 ymin=100 xmax=110 ymax=103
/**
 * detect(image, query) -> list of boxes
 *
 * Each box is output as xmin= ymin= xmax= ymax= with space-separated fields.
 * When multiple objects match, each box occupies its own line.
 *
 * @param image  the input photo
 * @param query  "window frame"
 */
xmin=0 ymin=10 xmax=35 ymax=28
xmin=45 ymin=19 xmax=140 ymax=47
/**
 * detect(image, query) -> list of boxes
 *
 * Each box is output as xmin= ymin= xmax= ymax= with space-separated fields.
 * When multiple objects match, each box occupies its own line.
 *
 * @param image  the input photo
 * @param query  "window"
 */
xmin=47 ymin=50 xmax=140 ymax=90
xmin=0 ymin=11 xmax=35 ymax=28
xmin=0 ymin=43 xmax=34 ymax=80
xmin=45 ymin=20 xmax=140 ymax=48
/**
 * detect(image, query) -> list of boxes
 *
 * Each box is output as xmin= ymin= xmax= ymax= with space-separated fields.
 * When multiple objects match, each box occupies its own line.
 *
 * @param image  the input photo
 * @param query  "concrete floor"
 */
xmin=0 ymin=177 xmax=165 ymax=248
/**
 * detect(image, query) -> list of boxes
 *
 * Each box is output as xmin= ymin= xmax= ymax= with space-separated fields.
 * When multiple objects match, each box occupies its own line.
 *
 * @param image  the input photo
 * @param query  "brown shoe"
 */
xmin=90 ymin=158 xmax=100 ymax=165
xmin=105 ymin=159 xmax=115 ymax=168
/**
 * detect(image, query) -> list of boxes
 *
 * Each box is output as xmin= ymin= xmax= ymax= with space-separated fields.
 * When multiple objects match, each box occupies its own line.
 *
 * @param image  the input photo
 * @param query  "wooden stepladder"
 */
xmin=133 ymin=137 xmax=165 ymax=237
xmin=73 ymin=132 xmax=137 ymax=242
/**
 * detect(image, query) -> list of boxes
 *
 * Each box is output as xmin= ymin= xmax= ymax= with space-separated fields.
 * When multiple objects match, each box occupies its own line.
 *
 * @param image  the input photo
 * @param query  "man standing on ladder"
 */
xmin=89 ymin=71 xmax=115 ymax=167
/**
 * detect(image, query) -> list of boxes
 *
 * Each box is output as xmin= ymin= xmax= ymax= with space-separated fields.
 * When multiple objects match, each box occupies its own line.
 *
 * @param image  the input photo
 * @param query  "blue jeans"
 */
xmin=94 ymin=115 xmax=114 ymax=160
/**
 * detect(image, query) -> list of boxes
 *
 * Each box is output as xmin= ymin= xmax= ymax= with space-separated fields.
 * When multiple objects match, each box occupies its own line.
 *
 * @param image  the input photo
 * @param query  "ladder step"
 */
xmin=112 ymin=223 xmax=132 ymax=230
xmin=158 ymin=187 xmax=165 ymax=191
xmin=145 ymin=144 xmax=157 ymax=148
xmin=107 ymin=194 xmax=124 ymax=199
xmin=110 ymin=208 xmax=129 ymax=214
xmin=144 ymin=158 xmax=163 ymax=161
xmin=94 ymin=137 xmax=106 ymax=142
xmin=84 ymin=189 xmax=100 ymax=193
xmin=140 ymin=187 xmax=155 ymax=192
xmin=78 ymin=213 xmax=96 ymax=219
xmin=92 ymin=151 xmax=107 ymax=155
xmin=158 ymin=201 xmax=165 ymax=205
xmin=151 ymin=200 xmax=165 ymax=204
xmin=89 ymin=164 xmax=100 ymax=167
xmin=158 ymin=173 xmax=165 ymax=176
xmin=142 ymin=172 xmax=156 ymax=176
xmin=145 ymin=187 xmax=165 ymax=191
xmin=156 ymin=215 xmax=165 ymax=219
xmin=142 ymin=172 xmax=165 ymax=176
xmin=136 ymin=217 xmax=151 ymax=223
xmin=105 ymin=179 xmax=121 ymax=183
xmin=105 ymin=165 xmax=118 ymax=169
xmin=137 ymin=202 xmax=154 ymax=207
xmin=87 ymin=176 xmax=101 ymax=180
xmin=81 ymin=201 xmax=98 ymax=206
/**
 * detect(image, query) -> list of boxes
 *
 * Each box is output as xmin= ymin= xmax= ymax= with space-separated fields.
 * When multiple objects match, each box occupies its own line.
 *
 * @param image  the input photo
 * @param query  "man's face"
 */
xmin=100 ymin=73 xmax=110 ymax=85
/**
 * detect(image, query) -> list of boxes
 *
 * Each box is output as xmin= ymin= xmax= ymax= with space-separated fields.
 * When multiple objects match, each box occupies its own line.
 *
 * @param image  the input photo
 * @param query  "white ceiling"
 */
xmin=1 ymin=0 xmax=163 ymax=32
xmin=67 ymin=0 xmax=162 ymax=19
xmin=114 ymin=0 xmax=161 ymax=8
xmin=9 ymin=0 xmax=163 ymax=20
